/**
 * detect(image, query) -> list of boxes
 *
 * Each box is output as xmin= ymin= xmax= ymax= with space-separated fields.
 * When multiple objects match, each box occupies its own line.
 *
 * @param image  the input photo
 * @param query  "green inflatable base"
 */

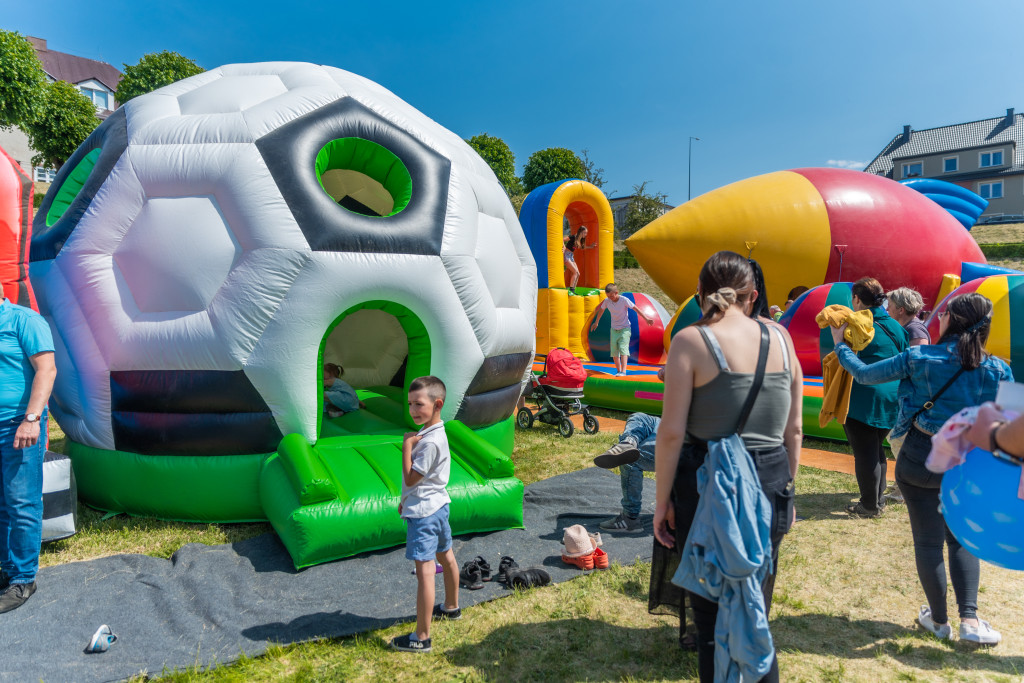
xmin=261 ymin=417 xmax=524 ymax=569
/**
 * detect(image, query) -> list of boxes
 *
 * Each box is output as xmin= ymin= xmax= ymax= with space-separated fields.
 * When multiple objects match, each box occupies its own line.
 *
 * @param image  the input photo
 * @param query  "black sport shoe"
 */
xmin=599 ymin=512 xmax=644 ymax=532
xmin=390 ymin=633 xmax=432 ymax=653
xmin=459 ymin=561 xmax=484 ymax=590
xmin=0 ymin=582 xmax=36 ymax=614
xmin=432 ymin=603 xmax=462 ymax=620
xmin=594 ymin=441 xmax=641 ymax=469
xmin=495 ymin=556 xmax=519 ymax=584
xmin=471 ymin=555 xmax=492 ymax=581
xmin=846 ymin=502 xmax=881 ymax=518
xmin=506 ymin=567 xmax=551 ymax=589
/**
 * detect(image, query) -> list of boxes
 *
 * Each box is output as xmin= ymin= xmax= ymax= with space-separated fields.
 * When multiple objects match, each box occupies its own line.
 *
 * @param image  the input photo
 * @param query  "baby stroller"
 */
xmin=518 ymin=348 xmax=599 ymax=438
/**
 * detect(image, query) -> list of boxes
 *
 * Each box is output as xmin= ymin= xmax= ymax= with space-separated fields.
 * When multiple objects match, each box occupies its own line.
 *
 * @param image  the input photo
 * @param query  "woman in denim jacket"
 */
xmin=831 ymin=293 xmax=1012 ymax=645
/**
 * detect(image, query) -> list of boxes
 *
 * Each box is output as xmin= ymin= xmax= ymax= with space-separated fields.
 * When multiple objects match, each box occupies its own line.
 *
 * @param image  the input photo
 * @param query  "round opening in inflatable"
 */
xmin=315 ymin=138 xmax=412 ymax=218
xmin=46 ymin=147 xmax=101 ymax=227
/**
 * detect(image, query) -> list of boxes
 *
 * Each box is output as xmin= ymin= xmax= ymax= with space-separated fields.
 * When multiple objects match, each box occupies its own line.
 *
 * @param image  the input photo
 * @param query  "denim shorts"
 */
xmin=405 ymin=503 xmax=452 ymax=561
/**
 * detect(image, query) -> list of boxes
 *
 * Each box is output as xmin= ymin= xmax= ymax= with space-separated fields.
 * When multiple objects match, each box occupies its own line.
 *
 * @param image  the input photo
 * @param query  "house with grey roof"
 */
xmin=864 ymin=108 xmax=1024 ymax=222
xmin=0 ymin=36 xmax=121 ymax=183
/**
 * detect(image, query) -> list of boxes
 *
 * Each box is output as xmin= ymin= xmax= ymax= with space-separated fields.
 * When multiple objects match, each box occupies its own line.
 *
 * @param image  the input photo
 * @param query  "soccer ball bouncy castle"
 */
xmin=30 ymin=63 xmax=536 ymax=552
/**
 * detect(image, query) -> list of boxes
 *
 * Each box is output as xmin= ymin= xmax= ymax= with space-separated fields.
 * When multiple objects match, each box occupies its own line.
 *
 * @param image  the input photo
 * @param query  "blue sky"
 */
xmin=7 ymin=0 xmax=1024 ymax=205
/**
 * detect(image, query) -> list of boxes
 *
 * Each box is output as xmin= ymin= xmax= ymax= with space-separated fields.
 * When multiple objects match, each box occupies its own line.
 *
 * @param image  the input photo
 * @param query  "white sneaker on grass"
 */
xmin=917 ymin=605 xmax=952 ymax=640
xmin=960 ymin=619 xmax=1001 ymax=645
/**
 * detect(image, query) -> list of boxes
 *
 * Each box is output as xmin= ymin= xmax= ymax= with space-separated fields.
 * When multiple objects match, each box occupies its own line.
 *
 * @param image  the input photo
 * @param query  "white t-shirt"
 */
xmin=400 ymin=421 xmax=452 ymax=519
xmin=599 ymin=296 xmax=636 ymax=330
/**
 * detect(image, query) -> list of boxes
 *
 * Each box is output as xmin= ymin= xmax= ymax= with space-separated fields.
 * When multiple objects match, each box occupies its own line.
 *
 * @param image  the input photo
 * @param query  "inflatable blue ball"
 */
xmin=941 ymin=448 xmax=1024 ymax=570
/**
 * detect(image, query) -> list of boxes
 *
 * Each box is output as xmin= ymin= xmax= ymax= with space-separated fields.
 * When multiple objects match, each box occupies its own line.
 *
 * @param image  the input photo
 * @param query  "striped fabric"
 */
xmin=42 ymin=451 xmax=77 ymax=543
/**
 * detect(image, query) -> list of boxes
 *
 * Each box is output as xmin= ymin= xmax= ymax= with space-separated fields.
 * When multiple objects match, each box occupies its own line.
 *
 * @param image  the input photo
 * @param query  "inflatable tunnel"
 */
xmin=520 ymin=179 xmax=614 ymax=357
xmin=29 ymin=63 xmax=537 ymax=567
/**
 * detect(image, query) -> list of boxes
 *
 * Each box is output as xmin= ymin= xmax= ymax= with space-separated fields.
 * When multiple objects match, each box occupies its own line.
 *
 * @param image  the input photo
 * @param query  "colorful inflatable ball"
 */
xmin=899 ymin=178 xmax=988 ymax=230
xmin=29 ymin=62 xmax=536 ymax=567
xmin=926 ymin=274 xmax=1024 ymax=368
xmin=663 ymin=295 xmax=702 ymax=349
xmin=0 ymin=146 xmax=35 ymax=309
xmin=626 ymin=168 xmax=984 ymax=310
xmin=777 ymin=282 xmax=853 ymax=378
xmin=940 ymin=448 xmax=1024 ymax=570
xmin=583 ymin=292 xmax=670 ymax=365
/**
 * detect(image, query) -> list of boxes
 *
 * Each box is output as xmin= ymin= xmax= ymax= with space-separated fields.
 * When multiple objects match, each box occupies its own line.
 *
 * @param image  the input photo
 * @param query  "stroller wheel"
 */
xmin=516 ymin=407 xmax=534 ymax=429
xmin=558 ymin=418 xmax=575 ymax=438
xmin=583 ymin=415 xmax=600 ymax=434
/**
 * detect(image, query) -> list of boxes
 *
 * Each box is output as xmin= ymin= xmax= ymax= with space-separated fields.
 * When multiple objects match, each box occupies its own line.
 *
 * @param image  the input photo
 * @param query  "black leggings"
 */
xmin=896 ymin=426 xmax=979 ymax=623
xmin=843 ymin=417 xmax=890 ymax=512
xmin=675 ymin=442 xmax=793 ymax=683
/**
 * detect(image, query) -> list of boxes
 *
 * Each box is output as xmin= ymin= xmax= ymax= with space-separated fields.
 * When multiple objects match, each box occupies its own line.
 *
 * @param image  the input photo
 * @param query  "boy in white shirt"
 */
xmin=591 ymin=283 xmax=655 ymax=376
xmin=390 ymin=376 xmax=461 ymax=653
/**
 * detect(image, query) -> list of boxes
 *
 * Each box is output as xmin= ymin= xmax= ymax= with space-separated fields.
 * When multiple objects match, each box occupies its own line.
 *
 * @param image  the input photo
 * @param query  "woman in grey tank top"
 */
xmin=652 ymin=251 xmax=803 ymax=683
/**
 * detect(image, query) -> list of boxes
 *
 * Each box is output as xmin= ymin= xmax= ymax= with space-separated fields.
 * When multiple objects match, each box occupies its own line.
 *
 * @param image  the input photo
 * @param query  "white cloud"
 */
xmin=826 ymin=159 xmax=868 ymax=170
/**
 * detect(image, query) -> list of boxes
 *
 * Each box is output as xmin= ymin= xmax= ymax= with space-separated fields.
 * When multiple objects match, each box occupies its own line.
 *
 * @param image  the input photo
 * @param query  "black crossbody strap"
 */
xmin=736 ymin=321 xmax=770 ymax=434
xmin=910 ymin=365 xmax=966 ymax=425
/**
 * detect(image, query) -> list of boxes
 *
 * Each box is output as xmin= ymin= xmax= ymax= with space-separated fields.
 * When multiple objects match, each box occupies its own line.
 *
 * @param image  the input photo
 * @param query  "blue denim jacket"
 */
xmin=673 ymin=433 xmax=774 ymax=682
xmin=834 ymin=340 xmax=1013 ymax=438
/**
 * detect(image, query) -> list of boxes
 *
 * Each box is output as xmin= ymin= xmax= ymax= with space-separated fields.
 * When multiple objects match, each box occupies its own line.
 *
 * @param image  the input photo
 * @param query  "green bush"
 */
xmin=33 ymin=192 xmax=45 ymax=208
xmin=978 ymin=243 xmax=1024 ymax=259
xmin=614 ymin=249 xmax=640 ymax=269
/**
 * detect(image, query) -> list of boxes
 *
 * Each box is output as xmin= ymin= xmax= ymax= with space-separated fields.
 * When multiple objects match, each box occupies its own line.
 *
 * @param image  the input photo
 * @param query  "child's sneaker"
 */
xmin=390 ymin=633 xmax=431 ymax=653
xmin=960 ymin=619 xmax=1001 ymax=645
xmin=495 ymin=556 xmax=519 ymax=584
xmin=917 ymin=605 xmax=952 ymax=640
xmin=459 ymin=561 xmax=484 ymax=590
xmin=470 ymin=555 xmax=492 ymax=581
xmin=432 ymin=604 xmax=462 ymax=620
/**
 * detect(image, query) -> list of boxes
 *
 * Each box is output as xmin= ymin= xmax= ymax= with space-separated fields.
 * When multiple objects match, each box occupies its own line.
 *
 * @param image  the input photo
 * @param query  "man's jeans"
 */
xmin=0 ymin=412 xmax=46 ymax=584
xmin=619 ymin=413 xmax=659 ymax=518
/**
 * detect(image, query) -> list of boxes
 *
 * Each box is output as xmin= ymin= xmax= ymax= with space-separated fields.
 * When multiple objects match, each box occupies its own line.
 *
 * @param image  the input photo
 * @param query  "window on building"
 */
xmin=80 ymin=87 xmax=110 ymax=110
xmin=34 ymin=166 xmax=57 ymax=183
xmin=980 ymin=151 xmax=1004 ymax=168
xmin=902 ymin=162 xmax=923 ymax=178
xmin=943 ymin=156 xmax=958 ymax=173
xmin=979 ymin=181 xmax=1003 ymax=199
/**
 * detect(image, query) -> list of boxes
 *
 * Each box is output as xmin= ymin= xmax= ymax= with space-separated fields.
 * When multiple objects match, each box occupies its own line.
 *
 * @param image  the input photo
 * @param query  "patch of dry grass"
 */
xmin=970 ymin=222 xmax=1024 ymax=244
xmin=613 ymin=268 xmax=677 ymax=312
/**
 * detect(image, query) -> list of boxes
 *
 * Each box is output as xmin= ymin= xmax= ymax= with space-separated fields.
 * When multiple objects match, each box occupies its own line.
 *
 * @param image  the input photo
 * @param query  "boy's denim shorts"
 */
xmin=405 ymin=503 xmax=452 ymax=561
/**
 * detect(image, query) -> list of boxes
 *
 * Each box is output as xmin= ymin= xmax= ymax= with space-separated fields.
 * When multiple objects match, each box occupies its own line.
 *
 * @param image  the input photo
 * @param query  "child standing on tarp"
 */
xmin=391 ymin=376 xmax=461 ymax=653
xmin=323 ymin=363 xmax=362 ymax=417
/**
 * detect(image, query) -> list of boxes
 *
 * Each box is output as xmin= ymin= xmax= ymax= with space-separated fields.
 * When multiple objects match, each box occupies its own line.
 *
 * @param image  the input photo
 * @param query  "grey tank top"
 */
xmin=685 ymin=325 xmax=793 ymax=450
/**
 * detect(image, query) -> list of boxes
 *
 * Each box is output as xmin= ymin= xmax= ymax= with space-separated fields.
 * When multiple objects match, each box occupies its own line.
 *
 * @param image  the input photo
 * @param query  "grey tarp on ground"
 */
xmin=0 ymin=467 xmax=656 ymax=683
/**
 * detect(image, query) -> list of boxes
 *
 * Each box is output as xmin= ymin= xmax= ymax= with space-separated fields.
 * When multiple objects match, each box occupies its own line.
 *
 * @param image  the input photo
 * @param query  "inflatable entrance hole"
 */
xmin=318 ymin=300 xmax=432 ymax=430
xmin=46 ymin=147 xmax=101 ymax=227
xmin=315 ymin=138 xmax=412 ymax=218
xmin=564 ymin=200 xmax=599 ymax=288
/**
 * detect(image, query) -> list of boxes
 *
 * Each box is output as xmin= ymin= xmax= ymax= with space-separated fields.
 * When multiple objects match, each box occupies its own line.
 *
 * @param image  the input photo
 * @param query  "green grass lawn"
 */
xmin=43 ymin=419 xmax=1024 ymax=682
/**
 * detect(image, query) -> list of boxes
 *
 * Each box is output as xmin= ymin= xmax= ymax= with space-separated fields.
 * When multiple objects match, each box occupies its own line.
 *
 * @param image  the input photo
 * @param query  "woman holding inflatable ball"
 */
xmin=830 ymin=292 xmax=1012 ymax=645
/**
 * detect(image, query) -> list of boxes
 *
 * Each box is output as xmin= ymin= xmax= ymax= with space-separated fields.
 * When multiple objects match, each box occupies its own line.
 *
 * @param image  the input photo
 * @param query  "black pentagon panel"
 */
xmin=255 ymin=97 xmax=451 ymax=255
xmin=110 ymin=370 xmax=284 ymax=456
xmin=31 ymin=107 xmax=129 ymax=261
xmin=455 ymin=383 xmax=523 ymax=428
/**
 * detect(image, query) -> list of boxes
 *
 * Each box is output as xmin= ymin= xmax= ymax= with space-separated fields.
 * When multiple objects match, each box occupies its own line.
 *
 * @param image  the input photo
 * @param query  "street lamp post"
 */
xmin=688 ymin=136 xmax=700 ymax=201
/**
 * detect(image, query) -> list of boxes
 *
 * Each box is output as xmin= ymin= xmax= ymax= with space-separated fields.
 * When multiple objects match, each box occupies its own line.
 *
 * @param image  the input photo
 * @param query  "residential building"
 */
xmin=608 ymin=195 xmax=674 ymax=238
xmin=864 ymin=108 xmax=1024 ymax=222
xmin=0 ymin=36 xmax=122 ymax=181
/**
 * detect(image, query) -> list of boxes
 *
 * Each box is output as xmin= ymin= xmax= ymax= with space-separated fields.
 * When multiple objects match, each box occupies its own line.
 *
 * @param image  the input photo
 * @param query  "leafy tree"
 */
xmin=0 ymin=30 xmax=47 ymax=129
xmin=116 ymin=51 xmax=204 ymax=104
xmin=466 ymin=133 xmax=523 ymax=196
xmin=522 ymin=147 xmax=586 ymax=193
xmin=24 ymin=81 xmax=99 ymax=169
xmin=621 ymin=181 xmax=670 ymax=239
xmin=579 ymin=149 xmax=605 ymax=190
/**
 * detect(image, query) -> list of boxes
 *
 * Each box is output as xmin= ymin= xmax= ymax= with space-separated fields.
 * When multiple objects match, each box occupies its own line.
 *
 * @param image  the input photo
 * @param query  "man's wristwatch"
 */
xmin=24 ymin=413 xmax=39 ymax=423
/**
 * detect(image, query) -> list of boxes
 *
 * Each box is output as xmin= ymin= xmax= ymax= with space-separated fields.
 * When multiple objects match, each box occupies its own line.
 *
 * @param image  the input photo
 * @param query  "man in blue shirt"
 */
xmin=0 ymin=298 xmax=56 ymax=614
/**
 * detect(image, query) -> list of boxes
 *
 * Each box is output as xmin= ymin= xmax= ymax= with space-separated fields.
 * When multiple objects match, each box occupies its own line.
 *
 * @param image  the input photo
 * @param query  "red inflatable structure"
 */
xmin=0 ymin=147 xmax=35 ymax=310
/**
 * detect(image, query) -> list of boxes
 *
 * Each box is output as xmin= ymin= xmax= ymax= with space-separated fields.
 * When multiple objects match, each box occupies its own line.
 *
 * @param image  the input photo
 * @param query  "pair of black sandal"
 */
xmin=459 ymin=555 xmax=550 ymax=590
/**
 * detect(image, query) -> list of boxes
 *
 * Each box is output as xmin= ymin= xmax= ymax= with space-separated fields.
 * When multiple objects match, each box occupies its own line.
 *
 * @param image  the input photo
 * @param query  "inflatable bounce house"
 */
xmin=520 ymin=179 xmax=614 ymax=358
xmin=29 ymin=62 xmax=537 ymax=568
xmin=0 ymin=146 xmax=35 ymax=309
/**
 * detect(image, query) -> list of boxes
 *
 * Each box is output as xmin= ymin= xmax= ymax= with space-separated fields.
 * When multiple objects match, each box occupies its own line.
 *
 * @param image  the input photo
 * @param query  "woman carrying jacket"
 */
xmin=831 ymin=292 xmax=1012 ymax=645
xmin=654 ymin=251 xmax=803 ymax=682
xmin=842 ymin=277 xmax=908 ymax=517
